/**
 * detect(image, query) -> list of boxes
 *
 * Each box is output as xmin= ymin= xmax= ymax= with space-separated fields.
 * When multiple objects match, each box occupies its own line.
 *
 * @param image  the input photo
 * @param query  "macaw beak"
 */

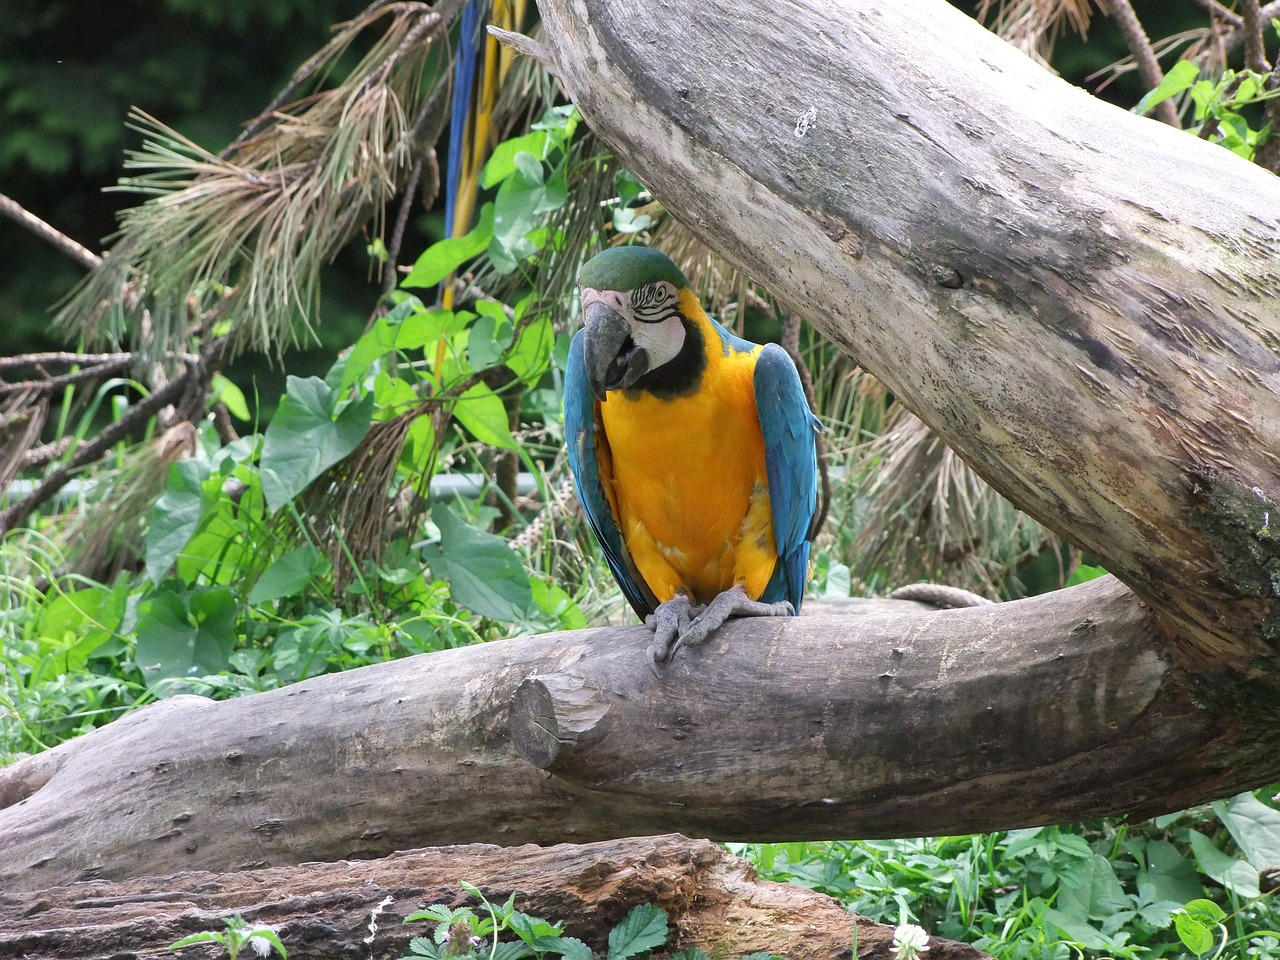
xmin=583 ymin=300 xmax=649 ymax=402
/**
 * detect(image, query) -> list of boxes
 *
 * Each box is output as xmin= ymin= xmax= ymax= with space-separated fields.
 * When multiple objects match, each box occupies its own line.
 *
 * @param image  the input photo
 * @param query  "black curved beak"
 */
xmin=583 ymin=300 xmax=649 ymax=401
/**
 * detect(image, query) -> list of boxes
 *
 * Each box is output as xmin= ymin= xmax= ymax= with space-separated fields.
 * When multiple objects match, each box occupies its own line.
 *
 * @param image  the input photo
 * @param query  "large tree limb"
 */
xmin=1 ymin=578 xmax=1272 ymax=892
xmin=532 ymin=0 xmax=1280 ymax=668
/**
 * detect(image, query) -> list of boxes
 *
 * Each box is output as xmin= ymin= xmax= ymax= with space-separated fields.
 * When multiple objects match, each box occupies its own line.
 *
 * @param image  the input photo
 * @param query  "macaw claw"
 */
xmin=645 ymin=585 xmax=794 ymax=673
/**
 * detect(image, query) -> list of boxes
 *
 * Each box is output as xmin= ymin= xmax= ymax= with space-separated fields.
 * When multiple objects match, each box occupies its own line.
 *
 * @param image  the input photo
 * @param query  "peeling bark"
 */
xmin=0 ymin=835 xmax=991 ymax=960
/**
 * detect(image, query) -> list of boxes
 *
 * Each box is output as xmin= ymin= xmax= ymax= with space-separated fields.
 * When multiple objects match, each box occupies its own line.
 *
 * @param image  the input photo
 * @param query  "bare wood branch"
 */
xmin=0 ymin=193 xmax=101 ymax=271
xmin=0 ymin=352 xmax=132 ymax=371
xmin=1103 ymin=0 xmax=1182 ymax=126
xmin=1191 ymin=0 xmax=1242 ymax=29
xmin=0 ymin=576 xmax=1275 ymax=891
xmin=0 ymin=338 xmax=224 ymax=536
xmin=0 ymin=355 xmax=134 ymax=397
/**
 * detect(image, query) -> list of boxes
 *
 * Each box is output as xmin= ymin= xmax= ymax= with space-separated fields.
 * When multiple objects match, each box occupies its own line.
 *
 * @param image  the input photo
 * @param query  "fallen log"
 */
xmin=0 ymin=834 xmax=990 ymax=960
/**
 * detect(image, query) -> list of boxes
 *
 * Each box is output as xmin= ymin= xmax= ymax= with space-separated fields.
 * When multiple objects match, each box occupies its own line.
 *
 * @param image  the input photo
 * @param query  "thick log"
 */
xmin=2 ymin=576 xmax=1272 ymax=892
xmin=531 ymin=0 xmax=1280 ymax=666
xmin=0 ymin=834 xmax=991 ymax=960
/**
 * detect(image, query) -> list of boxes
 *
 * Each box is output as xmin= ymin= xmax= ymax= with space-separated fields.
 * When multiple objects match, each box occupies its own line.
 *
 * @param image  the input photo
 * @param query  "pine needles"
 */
xmin=58 ymin=1 xmax=453 ymax=365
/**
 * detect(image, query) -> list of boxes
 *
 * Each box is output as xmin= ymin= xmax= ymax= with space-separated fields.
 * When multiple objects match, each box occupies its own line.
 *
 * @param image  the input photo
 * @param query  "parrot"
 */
xmin=564 ymin=246 xmax=821 ymax=669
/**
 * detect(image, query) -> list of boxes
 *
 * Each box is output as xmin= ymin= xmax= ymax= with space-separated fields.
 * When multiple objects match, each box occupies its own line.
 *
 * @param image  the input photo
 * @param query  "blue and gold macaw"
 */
xmin=565 ymin=246 xmax=821 ymax=668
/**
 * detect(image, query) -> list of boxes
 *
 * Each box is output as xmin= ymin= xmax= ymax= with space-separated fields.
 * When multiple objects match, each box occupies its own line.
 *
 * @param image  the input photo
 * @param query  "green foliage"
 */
xmin=401 ymin=883 xmax=595 ymax=960
xmin=0 ymin=106 xmax=589 ymax=760
xmin=401 ymin=892 xmax=679 ymax=960
xmin=734 ymin=789 xmax=1280 ymax=959
xmin=1136 ymin=52 xmax=1280 ymax=161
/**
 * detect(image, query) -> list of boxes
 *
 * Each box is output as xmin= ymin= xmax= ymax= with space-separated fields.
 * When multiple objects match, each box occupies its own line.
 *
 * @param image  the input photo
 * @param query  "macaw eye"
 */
xmin=632 ymin=282 xmax=677 ymax=322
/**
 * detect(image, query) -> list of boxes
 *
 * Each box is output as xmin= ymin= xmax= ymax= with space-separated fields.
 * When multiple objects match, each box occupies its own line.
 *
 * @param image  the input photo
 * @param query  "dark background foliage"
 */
xmin=0 ymin=0 xmax=1192 ymax=392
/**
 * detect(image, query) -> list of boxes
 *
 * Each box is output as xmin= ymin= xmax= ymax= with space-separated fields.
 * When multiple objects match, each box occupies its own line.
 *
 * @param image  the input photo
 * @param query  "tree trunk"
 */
xmin=3 ymin=0 xmax=1280 ymax=894
xmin=0 ymin=834 xmax=991 ymax=960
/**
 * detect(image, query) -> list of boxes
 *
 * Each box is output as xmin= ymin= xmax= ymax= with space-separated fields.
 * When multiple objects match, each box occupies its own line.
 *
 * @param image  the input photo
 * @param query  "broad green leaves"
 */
xmin=425 ymin=502 xmax=535 ymax=622
xmin=607 ymin=904 xmax=668 ymax=960
xmin=260 ymin=376 xmax=374 ymax=512
xmin=1135 ymin=59 xmax=1200 ymax=115
xmin=135 ymin=585 xmax=237 ymax=687
xmin=145 ymin=458 xmax=213 ymax=579
xmin=402 ymin=204 xmax=496 ymax=288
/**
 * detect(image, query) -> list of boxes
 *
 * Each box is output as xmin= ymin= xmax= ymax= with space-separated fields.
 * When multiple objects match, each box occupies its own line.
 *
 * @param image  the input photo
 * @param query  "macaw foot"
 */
xmin=644 ymin=593 xmax=703 ymax=675
xmin=647 ymin=585 xmax=794 ymax=673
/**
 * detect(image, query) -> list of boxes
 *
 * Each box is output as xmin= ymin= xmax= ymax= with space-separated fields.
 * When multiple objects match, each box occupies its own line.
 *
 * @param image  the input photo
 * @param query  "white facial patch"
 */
xmin=628 ymin=281 xmax=685 ymax=371
xmin=629 ymin=311 xmax=686 ymax=370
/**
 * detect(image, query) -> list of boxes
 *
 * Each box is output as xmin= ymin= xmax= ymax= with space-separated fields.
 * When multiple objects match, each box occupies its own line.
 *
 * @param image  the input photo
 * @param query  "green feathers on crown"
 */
xmin=579 ymin=246 xmax=690 ymax=292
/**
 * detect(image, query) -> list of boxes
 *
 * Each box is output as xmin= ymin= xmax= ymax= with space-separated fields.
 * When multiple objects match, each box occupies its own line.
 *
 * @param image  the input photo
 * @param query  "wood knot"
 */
xmin=508 ymin=674 xmax=611 ymax=770
xmin=930 ymin=264 xmax=964 ymax=288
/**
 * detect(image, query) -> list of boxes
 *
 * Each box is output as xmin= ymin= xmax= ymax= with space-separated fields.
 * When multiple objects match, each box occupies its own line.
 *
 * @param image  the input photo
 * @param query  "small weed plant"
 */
xmin=171 ymin=914 xmax=287 ymax=960
xmin=400 ymin=889 xmax=782 ymax=960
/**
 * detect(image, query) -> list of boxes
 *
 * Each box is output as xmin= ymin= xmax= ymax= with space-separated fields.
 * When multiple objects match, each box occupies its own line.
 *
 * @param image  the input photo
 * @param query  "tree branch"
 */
xmin=0 ymin=576 xmax=1274 ymax=891
xmin=1103 ymin=0 xmax=1182 ymax=126
xmin=0 ymin=193 xmax=101 ymax=271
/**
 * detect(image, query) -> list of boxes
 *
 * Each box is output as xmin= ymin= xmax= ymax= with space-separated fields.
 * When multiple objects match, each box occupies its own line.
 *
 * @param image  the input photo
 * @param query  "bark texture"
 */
xmin=1 ymin=578 xmax=1271 ymax=892
xmin=0 ymin=834 xmax=991 ymax=960
xmin=533 ymin=0 xmax=1280 ymax=668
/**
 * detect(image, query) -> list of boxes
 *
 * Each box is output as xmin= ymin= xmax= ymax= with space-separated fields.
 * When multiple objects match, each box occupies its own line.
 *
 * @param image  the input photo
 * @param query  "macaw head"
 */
xmin=578 ymin=246 xmax=696 ymax=402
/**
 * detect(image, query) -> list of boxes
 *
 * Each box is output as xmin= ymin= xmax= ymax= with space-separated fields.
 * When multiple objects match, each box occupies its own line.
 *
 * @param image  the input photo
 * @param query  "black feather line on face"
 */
xmin=624 ymin=315 xmax=706 ymax=400
xmin=630 ymin=283 xmax=679 ymax=323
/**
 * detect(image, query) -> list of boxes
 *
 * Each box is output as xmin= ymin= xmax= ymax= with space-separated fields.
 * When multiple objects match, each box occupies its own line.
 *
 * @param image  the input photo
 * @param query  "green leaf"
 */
xmin=505 ymin=312 xmax=554 ymax=385
xmin=1136 ymin=59 xmax=1199 ymax=115
xmin=482 ymin=130 xmax=549 ymax=188
xmin=468 ymin=309 xmax=513 ymax=371
xmin=34 ymin=584 xmax=125 ymax=669
xmin=1043 ymin=908 xmax=1111 ymax=950
xmin=1065 ymin=563 xmax=1107 ymax=586
xmin=1187 ymin=828 xmax=1260 ymax=897
xmin=611 ymin=207 xmax=652 ymax=235
xmin=135 ymin=586 xmax=237 ymax=687
xmin=606 ymin=904 xmax=668 ymax=960
xmin=260 ymin=376 xmax=374 ymax=513
xmin=1174 ymin=911 xmax=1216 ymax=956
xmin=1057 ymin=854 xmax=1131 ymax=922
xmin=402 ymin=204 xmax=495 ymax=288
xmin=1213 ymin=791 xmax=1280 ymax=871
xmin=247 ymin=545 xmax=325 ymax=604
xmin=1140 ymin=839 xmax=1204 ymax=906
xmin=452 ymin=381 xmax=517 ymax=450
xmin=211 ymin=373 xmax=251 ymax=421
xmin=533 ymin=937 xmax=593 ymax=960
xmin=530 ymin=579 xmax=586 ymax=630
xmin=426 ymin=502 xmax=535 ymax=622
xmin=491 ymin=943 xmax=535 ymax=960
xmin=404 ymin=935 xmax=442 ymax=958
xmin=1182 ymin=898 xmax=1227 ymax=924
xmin=667 ymin=952 xmax=711 ymax=960
xmin=145 ymin=458 xmax=213 ymax=581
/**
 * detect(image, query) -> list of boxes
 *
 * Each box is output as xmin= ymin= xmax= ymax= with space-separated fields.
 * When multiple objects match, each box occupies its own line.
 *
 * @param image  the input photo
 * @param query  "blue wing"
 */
xmin=753 ymin=344 xmax=821 ymax=611
xmin=564 ymin=330 xmax=659 ymax=619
